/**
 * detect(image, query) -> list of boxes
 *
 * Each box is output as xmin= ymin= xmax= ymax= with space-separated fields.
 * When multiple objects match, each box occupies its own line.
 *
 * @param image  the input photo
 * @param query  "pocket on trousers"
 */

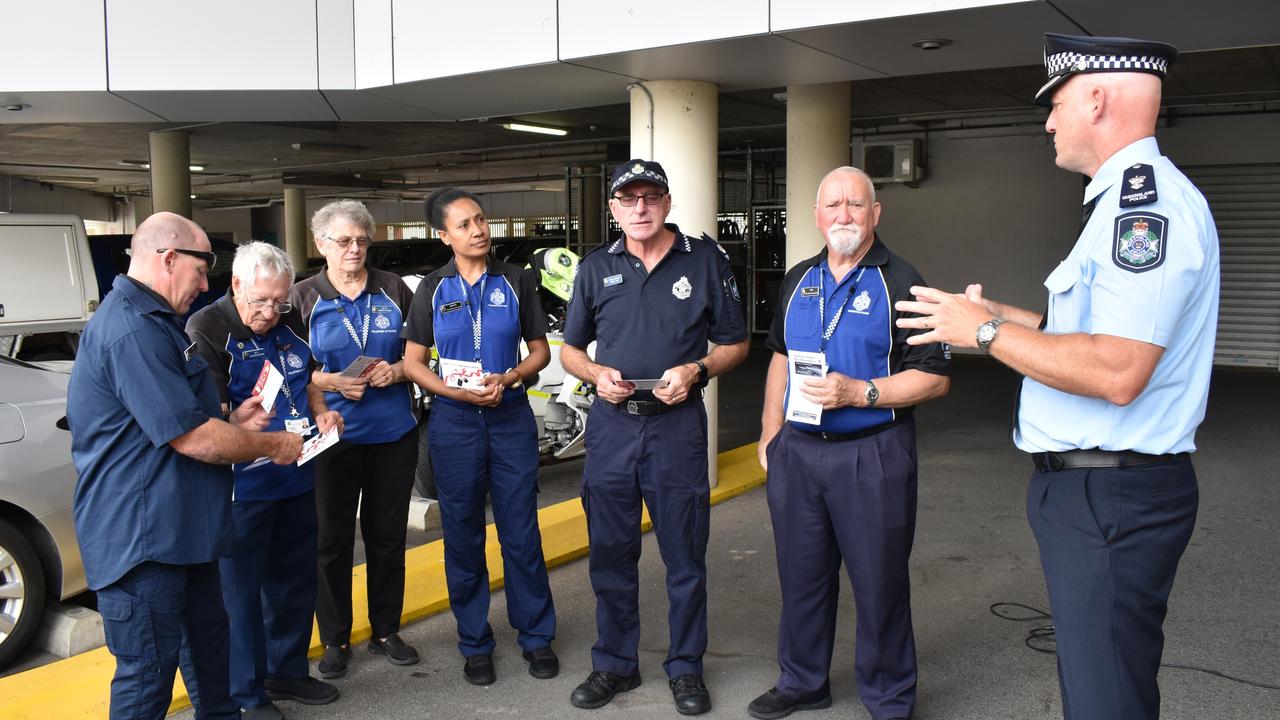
xmin=98 ymin=594 xmax=159 ymax=670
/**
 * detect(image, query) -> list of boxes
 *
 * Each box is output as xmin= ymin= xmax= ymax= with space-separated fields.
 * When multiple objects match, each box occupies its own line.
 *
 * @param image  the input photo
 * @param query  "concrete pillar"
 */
xmin=628 ymin=79 xmax=722 ymax=487
xmin=283 ymin=188 xmax=308 ymax=272
xmin=148 ymin=131 xmax=191 ymax=219
xmin=581 ymin=169 xmax=602 ymax=251
xmin=785 ymin=82 xmax=851 ymax=265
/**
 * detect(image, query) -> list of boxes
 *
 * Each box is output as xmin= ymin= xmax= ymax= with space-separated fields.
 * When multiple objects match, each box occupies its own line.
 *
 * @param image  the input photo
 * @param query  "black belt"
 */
xmin=604 ymin=397 xmax=699 ymax=416
xmin=795 ymin=417 xmax=904 ymax=443
xmin=1031 ymin=449 xmax=1187 ymax=472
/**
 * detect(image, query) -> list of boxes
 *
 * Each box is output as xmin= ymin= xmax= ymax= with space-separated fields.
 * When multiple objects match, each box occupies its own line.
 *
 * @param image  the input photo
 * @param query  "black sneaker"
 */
xmin=522 ymin=645 xmax=560 ymax=679
xmin=747 ymin=687 xmax=832 ymax=720
xmin=264 ymin=676 xmax=340 ymax=705
xmin=368 ymin=633 xmax=420 ymax=666
xmin=317 ymin=645 xmax=351 ymax=679
xmin=463 ymin=653 xmax=497 ymax=685
xmin=669 ymin=674 xmax=711 ymax=716
xmin=569 ymin=670 xmax=642 ymax=709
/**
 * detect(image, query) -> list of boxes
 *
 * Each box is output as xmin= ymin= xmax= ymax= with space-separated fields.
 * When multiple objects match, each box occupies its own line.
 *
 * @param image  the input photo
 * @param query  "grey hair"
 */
xmin=815 ymin=166 xmax=876 ymax=206
xmin=232 ymin=241 xmax=294 ymax=286
xmin=310 ymin=199 xmax=376 ymax=240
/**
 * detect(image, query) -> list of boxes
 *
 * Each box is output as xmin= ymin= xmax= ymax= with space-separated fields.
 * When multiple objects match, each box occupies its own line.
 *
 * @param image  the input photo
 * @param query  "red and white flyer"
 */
xmin=297 ymin=426 xmax=339 ymax=466
xmin=252 ymin=359 xmax=285 ymax=414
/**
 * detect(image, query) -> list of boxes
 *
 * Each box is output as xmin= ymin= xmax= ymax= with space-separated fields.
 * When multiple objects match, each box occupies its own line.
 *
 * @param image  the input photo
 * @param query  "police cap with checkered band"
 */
xmin=1034 ymin=32 xmax=1178 ymax=107
xmin=609 ymin=159 xmax=670 ymax=196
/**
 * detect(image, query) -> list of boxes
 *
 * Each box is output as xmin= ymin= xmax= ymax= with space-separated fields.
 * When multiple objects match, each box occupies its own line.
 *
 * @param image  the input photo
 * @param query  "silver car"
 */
xmin=0 ymin=354 xmax=86 ymax=668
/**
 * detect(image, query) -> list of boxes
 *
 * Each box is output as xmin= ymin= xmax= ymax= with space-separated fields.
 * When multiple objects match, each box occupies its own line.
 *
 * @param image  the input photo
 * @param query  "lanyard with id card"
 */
xmin=785 ymin=265 xmax=866 ymax=425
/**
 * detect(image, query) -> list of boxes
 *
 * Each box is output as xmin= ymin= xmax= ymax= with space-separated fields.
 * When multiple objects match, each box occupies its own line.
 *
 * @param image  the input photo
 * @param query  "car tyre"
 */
xmin=0 ymin=517 xmax=47 ymax=669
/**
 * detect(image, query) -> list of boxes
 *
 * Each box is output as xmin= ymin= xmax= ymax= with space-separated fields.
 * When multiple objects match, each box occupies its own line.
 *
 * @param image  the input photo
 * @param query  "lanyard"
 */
xmin=818 ymin=265 xmax=866 ymax=352
xmin=272 ymin=340 xmax=301 ymax=418
xmin=457 ymin=269 xmax=488 ymax=361
xmin=334 ymin=294 xmax=371 ymax=351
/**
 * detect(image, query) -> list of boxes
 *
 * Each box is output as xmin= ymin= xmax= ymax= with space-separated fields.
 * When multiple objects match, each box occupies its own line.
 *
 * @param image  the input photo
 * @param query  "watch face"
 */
xmin=978 ymin=323 xmax=997 ymax=342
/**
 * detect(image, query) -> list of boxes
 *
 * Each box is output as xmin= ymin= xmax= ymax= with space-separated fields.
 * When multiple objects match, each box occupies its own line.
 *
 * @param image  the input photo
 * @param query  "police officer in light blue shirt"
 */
xmin=899 ymin=33 xmax=1218 ymax=720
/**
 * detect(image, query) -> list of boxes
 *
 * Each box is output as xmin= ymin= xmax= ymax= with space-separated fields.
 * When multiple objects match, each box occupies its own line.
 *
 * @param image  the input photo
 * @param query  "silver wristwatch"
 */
xmin=864 ymin=379 xmax=880 ymax=408
xmin=976 ymin=317 xmax=1004 ymax=352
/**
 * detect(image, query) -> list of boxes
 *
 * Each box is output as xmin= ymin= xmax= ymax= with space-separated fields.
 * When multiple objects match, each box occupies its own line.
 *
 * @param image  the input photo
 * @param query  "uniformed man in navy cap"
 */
xmin=898 ymin=33 xmax=1218 ymax=720
xmin=561 ymin=159 xmax=749 ymax=715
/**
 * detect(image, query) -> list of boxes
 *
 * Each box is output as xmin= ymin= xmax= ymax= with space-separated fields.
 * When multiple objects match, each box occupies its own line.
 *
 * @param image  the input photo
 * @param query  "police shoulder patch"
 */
xmin=1113 ymin=211 xmax=1169 ymax=273
xmin=1119 ymin=164 xmax=1159 ymax=207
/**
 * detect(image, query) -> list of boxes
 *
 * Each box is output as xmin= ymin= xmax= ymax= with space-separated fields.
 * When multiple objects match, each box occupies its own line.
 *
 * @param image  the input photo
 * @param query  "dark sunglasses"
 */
xmin=157 ymin=247 xmax=217 ymax=269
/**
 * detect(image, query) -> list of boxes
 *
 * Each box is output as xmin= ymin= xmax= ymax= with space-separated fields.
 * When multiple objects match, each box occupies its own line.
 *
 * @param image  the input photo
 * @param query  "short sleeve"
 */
xmin=183 ymin=316 xmax=230 ymax=407
xmin=103 ymin=329 xmax=213 ymax=448
xmin=562 ymin=262 xmax=596 ymax=349
xmin=888 ymin=263 xmax=950 ymax=376
xmin=765 ymin=263 xmax=806 ymax=354
xmin=517 ymin=268 xmax=549 ymax=342
xmin=706 ymin=245 xmax=748 ymax=345
xmin=401 ymin=276 xmax=437 ymax=347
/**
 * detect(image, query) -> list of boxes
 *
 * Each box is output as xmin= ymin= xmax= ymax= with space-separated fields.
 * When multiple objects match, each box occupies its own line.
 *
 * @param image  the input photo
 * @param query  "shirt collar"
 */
xmin=313 ymin=266 xmax=376 ymax=301
xmin=117 ymin=274 xmax=177 ymax=316
xmin=437 ymin=257 xmax=506 ymax=278
xmin=800 ymin=235 xmax=890 ymax=273
xmin=608 ymin=223 xmax=690 ymax=254
xmin=1084 ymin=136 xmax=1161 ymax=205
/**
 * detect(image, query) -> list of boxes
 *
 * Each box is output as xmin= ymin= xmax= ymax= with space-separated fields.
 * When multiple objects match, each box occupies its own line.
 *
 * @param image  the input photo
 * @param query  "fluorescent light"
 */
xmin=118 ymin=160 xmax=205 ymax=171
xmin=501 ymin=122 xmax=568 ymax=137
xmin=189 ymin=165 xmax=205 ymax=172
xmin=37 ymin=176 xmax=97 ymax=185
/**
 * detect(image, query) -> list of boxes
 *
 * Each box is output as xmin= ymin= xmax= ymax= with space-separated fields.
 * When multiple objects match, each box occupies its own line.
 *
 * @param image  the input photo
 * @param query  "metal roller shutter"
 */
xmin=1184 ymin=164 xmax=1280 ymax=369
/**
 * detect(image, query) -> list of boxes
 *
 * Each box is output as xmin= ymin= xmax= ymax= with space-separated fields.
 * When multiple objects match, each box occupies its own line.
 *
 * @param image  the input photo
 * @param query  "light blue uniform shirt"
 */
xmin=1015 ymin=137 xmax=1220 ymax=455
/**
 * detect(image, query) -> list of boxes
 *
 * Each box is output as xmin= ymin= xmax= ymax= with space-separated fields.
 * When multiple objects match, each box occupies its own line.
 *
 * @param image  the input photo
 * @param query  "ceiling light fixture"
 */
xmin=37 ymin=176 xmax=98 ymax=185
xmin=911 ymin=38 xmax=953 ymax=51
xmin=119 ymin=160 xmax=205 ymax=172
xmin=501 ymin=122 xmax=568 ymax=137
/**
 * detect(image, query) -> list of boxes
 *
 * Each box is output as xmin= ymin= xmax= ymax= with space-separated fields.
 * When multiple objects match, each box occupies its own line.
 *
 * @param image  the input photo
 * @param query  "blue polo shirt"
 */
xmin=766 ymin=239 xmax=950 ymax=434
xmin=186 ymin=291 xmax=316 ymax=501
xmin=401 ymin=258 xmax=547 ymax=409
xmin=563 ymin=224 xmax=747 ymax=393
xmin=67 ymin=275 xmax=232 ymax=591
xmin=290 ymin=267 xmax=416 ymax=444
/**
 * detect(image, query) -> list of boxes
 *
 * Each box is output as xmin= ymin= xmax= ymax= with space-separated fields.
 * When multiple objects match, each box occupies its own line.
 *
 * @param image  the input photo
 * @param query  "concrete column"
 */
xmin=581 ymin=169 xmax=602 ymax=251
xmin=628 ymin=80 xmax=722 ymax=487
xmin=283 ymin=188 xmax=308 ymax=272
xmin=785 ymin=82 xmax=851 ymax=265
xmin=148 ymin=131 xmax=191 ymax=219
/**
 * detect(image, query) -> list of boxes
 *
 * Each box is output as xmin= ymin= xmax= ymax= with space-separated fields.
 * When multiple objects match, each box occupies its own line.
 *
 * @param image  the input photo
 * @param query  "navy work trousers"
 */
xmin=220 ymin=489 xmax=318 ymax=709
xmin=428 ymin=398 xmax=556 ymax=656
xmin=1028 ymin=456 xmax=1198 ymax=720
xmin=314 ymin=427 xmax=417 ymax=645
xmin=96 ymin=560 xmax=237 ymax=720
xmin=765 ymin=420 xmax=919 ymax=720
xmin=582 ymin=399 xmax=710 ymax=678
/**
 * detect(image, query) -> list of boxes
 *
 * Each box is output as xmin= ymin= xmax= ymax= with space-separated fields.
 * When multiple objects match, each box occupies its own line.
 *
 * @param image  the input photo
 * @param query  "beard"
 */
xmin=827 ymin=225 xmax=863 ymax=256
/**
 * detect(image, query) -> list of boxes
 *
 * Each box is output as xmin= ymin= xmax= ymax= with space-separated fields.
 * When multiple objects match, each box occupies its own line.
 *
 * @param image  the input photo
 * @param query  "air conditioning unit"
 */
xmin=862 ymin=140 xmax=923 ymax=184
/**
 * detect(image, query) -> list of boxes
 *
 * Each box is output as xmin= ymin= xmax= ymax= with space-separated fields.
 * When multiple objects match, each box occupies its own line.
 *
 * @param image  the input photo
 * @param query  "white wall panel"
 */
xmin=558 ymin=0 xmax=768 ymax=60
xmin=318 ymin=0 xmax=357 ymax=89
xmin=354 ymin=0 xmax=394 ymax=88
xmin=392 ymin=0 xmax=557 ymax=82
xmin=105 ymin=0 xmax=317 ymax=91
xmin=0 ymin=1 xmax=107 ymax=91
xmin=771 ymin=0 xmax=1031 ymax=31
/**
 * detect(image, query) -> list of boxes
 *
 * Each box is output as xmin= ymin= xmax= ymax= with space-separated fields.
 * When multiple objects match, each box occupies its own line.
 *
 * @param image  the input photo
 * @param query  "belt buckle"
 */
xmin=1046 ymin=452 xmax=1065 ymax=472
xmin=626 ymin=400 xmax=639 ymax=415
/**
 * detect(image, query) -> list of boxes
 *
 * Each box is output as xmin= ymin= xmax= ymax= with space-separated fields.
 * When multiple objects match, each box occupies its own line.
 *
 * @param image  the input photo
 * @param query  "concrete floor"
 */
xmin=170 ymin=346 xmax=1280 ymax=720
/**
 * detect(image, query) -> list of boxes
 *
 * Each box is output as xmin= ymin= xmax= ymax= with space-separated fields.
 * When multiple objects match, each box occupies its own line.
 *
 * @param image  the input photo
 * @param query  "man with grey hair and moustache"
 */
xmin=69 ymin=214 xmax=303 ymax=720
xmin=187 ymin=242 xmax=345 ymax=719
xmin=748 ymin=168 xmax=949 ymax=720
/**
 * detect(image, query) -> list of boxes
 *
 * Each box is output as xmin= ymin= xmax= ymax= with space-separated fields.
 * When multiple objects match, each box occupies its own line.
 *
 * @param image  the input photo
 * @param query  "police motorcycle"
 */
xmin=403 ymin=246 xmax=593 ymax=499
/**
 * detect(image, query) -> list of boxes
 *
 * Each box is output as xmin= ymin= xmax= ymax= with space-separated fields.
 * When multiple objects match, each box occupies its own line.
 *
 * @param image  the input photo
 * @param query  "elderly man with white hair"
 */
xmin=187 ymin=241 xmax=345 ymax=719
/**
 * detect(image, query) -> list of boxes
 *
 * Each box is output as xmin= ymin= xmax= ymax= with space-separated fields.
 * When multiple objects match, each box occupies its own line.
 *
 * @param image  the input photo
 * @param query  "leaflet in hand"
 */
xmin=297 ymin=427 xmax=339 ymax=466
xmin=617 ymin=378 xmax=669 ymax=391
xmin=439 ymin=357 xmax=486 ymax=390
xmin=785 ymin=350 xmax=827 ymax=424
xmin=252 ymin=360 xmax=285 ymax=414
xmin=340 ymin=355 xmax=382 ymax=379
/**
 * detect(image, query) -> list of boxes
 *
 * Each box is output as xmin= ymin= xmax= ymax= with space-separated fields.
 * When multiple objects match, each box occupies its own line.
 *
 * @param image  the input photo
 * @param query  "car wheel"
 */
xmin=414 ymin=419 xmax=437 ymax=501
xmin=0 ymin=518 xmax=47 ymax=669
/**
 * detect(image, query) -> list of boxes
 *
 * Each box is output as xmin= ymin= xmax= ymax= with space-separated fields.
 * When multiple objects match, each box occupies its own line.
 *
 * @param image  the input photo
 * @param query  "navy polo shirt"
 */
xmin=766 ymin=238 xmax=949 ymax=434
xmin=401 ymin=258 xmax=547 ymax=409
xmin=67 ymin=275 xmax=232 ymax=591
xmin=186 ymin=291 xmax=316 ymax=501
xmin=290 ymin=267 xmax=416 ymax=444
xmin=563 ymin=224 xmax=747 ymax=389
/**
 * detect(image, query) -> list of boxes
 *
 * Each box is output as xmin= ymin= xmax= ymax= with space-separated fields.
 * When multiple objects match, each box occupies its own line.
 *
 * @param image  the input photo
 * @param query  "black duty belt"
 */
xmin=796 ymin=417 xmax=904 ymax=443
xmin=1031 ymin=449 xmax=1187 ymax=472
xmin=605 ymin=397 xmax=699 ymax=417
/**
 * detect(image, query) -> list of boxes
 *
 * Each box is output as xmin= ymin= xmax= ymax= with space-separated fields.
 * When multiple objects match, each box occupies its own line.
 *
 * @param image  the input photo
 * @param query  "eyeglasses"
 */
xmin=325 ymin=235 xmax=373 ymax=249
xmin=245 ymin=298 xmax=293 ymax=314
xmin=612 ymin=192 xmax=667 ymax=207
xmin=157 ymin=247 xmax=217 ymax=269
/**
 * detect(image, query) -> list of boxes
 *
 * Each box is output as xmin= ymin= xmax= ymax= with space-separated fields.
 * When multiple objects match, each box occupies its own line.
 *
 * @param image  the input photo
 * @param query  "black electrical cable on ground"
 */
xmin=989 ymin=602 xmax=1280 ymax=690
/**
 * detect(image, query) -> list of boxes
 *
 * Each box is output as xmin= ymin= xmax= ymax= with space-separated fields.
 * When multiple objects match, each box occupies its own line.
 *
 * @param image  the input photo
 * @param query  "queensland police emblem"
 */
xmin=1113 ymin=211 xmax=1168 ymax=273
xmin=672 ymin=276 xmax=692 ymax=300
xmin=374 ymin=314 xmax=391 ymax=330
xmin=287 ymin=352 xmax=304 ymax=370
xmin=851 ymin=290 xmax=872 ymax=313
xmin=488 ymin=287 xmax=507 ymax=307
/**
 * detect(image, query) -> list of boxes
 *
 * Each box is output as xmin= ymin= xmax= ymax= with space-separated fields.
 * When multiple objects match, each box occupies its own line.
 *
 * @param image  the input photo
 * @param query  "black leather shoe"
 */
xmin=463 ymin=653 xmax=497 ymax=685
xmin=368 ymin=633 xmax=420 ymax=666
xmin=747 ymin=688 xmax=832 ymax=720
xmin=569 ymin=670 xmax=642 ymax=709
xmin=317 ymin=645 xmax=351 ymax=679
xmin=522 ymin=645 xmax=560 ymax=679
xmin=264 ymin=676 xmax=339 ymax=705
xmin=669 ymin=674 xmax=711 ymax=715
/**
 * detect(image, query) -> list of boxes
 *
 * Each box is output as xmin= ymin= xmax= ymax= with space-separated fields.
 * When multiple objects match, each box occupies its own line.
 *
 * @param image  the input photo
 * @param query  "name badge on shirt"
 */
xmin=184 ymin=341 xmax=198 ymax=361
xmin=603 ymin=274 xmax=624 ymax=287
xmin=441 ymin=300 xmax=464 ymax=313
xmin=800 ymin=286 xmax=819 ymax=297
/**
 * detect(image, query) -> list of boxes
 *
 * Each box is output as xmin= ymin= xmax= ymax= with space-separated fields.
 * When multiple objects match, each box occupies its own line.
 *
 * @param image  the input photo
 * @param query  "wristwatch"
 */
xmin=694 ymin=360 xmax=708 ymax=385
xmin=864 ymin=379 xmax=880 ymax=408
xmin=976 ymin=317 xmax=1004 ymax=352
xmin=504 ymin=368 xmax=523 ymax=389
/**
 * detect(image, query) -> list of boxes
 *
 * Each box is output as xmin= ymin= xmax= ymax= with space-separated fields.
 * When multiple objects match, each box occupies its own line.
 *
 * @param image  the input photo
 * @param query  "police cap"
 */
xmin=1035 ymin=32 xmax=1178 ymax=107
xmin=609 ymin=159 xmax=670 ymax=196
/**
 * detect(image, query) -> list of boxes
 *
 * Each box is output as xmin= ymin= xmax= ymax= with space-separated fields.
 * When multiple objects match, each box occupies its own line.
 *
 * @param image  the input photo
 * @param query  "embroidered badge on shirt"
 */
xmin=1113 ymin=211 xmax=1169 ymax=273
xmin=603 ymin=274 xmax=623 ymax=287
xmin=374 ymin=314 xmax=391 ymax=330
xmin=850 ymin=290 xmax=872 ymax=314
xmin=1120 ymin=164 xmax=1159 ymax=207
xmin=672 ymin=276 xmax=692 ymax=300
xmin=287 ymin=352 xmax=304 ymax=370
xmin=488 ymin=287 xmax=507 ymax=307
xmin=725 ymin=275 xmax=741 ymax=302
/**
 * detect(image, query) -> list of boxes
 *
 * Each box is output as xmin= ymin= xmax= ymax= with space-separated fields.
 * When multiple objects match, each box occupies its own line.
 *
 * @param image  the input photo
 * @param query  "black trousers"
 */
xmin=314 ymin=427 xmax=417 ymax=645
